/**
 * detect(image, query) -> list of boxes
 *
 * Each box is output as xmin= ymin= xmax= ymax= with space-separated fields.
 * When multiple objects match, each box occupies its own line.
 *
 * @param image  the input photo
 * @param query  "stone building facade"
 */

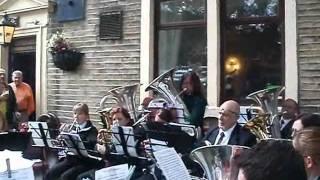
xmin=297 ymin=0 xmax=320 ymax=113
xmin=47 ymin=0 xmax=141 ymax=123
xmin=0 ymin=0 xmax=320 ymax=125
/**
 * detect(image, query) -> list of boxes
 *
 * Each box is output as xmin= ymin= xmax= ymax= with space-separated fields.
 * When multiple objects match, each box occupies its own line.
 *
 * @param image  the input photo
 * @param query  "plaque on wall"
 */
xmin=56 ymin=0 xmax=86 ymax=22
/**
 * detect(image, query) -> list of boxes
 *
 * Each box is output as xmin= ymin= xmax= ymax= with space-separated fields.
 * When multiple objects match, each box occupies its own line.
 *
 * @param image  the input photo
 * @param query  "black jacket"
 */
xmin=280 ymin=120 xmax=294 ymax=139
xmin=77 ymin=120 xmax=98 ymax=150
xmin=202 ymin=123 xmax=257 ymax=147
xmin=6 ymin=86 xmax=17 ymax=129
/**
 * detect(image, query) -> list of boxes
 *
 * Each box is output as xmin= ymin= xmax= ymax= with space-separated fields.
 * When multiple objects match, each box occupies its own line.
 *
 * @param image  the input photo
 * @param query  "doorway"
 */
xmin=9 ymin=36 xmax=36 ymax=120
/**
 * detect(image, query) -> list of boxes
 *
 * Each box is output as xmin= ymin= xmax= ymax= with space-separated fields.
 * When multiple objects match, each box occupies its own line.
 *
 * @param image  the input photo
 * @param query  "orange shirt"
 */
xmin=9 ymin=82 xmax=35 ymax=116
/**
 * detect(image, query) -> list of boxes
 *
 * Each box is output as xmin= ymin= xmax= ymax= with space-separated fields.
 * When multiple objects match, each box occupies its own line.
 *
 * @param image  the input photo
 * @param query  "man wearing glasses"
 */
xmin=201 ymin=100 xmax=256 ymax=147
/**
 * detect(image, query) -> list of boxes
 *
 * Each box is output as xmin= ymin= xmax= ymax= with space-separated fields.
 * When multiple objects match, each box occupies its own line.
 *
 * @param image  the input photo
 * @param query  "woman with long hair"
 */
xmin=179 ymin=71 xmax=207 ymax=127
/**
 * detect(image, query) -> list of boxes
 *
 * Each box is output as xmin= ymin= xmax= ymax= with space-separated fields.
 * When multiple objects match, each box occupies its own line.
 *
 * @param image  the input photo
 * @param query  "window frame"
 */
xmin=154 ymin=0 xmax=207 ymax=77
xmin=219 ymin=0 xmax=286 ymax=104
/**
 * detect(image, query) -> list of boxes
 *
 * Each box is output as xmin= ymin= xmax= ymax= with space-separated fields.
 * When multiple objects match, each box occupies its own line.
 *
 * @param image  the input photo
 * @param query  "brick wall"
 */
xmin=297 ymin=0 xmax=320 ymax=113
xmin=47 ymin=0 xmax=141 ymax=125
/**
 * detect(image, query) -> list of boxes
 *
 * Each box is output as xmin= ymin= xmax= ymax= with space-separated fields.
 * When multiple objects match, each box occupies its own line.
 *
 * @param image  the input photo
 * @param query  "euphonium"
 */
xmin=243 ymin=113 xmax=271 ymax=140
xmin=246 ymin=86 xmax=285 ymax=138
xmin=97 ymin=107 xmax=113 ymax=145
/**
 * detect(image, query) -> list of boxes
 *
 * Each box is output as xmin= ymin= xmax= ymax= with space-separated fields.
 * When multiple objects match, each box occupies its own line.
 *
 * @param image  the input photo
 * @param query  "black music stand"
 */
xmin=111 ymin=126 xmax=141 ymax=158
xmin=59 ymin=132 xmax=102 ymax=161
xmin=28 ymin=122 xmax=53 ymax=148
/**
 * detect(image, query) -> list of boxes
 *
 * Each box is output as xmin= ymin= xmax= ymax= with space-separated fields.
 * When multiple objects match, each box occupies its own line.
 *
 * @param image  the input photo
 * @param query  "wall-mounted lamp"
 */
xmin=225 ymin=56 xmax=241 ymax=74
xmin=0 ymin=13 xmax=17 ymax=45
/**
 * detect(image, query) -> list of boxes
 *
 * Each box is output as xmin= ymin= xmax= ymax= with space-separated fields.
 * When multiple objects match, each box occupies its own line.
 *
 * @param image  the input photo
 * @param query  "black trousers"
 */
xmin=45 ymin=155 xmax=100 ymax=180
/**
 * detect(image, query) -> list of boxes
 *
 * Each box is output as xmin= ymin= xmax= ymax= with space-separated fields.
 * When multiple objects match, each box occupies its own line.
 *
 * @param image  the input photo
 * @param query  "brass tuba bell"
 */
xmin=246 ymin=86 xmax=285 ymax=139
xmin=190 ymin=145 xmax=250 ymax=180
xmin=145 ymin=68 xmax=190 ymax=123
xmin=97 ymin=84 xmax=140 ymax=145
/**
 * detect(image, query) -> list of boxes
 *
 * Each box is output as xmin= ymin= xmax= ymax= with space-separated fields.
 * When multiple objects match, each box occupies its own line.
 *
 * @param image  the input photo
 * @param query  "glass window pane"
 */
xmin=226 ymin=0 xmax=279 ymax=18
xmin=158 ymin=28 xmax=207 ymax=94
xmin=221 ymin=23 xmax=283 ymax=103
xmin=160 ymin=0 xmax=206 ymax=24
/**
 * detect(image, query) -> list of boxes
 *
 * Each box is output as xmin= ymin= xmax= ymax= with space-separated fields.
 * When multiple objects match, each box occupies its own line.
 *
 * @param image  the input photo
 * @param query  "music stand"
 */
xmin=59 ymin=132 xmax=102 ymax=161
xmin=111 ymin=126 xmax=139 ymax=158
xmin=28 ymin=122 xmax=53 ymax=148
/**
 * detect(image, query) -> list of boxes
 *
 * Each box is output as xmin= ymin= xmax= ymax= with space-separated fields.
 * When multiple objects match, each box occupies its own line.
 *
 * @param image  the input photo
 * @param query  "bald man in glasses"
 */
xmin=201 ymin=100 xmax=256 ymax=147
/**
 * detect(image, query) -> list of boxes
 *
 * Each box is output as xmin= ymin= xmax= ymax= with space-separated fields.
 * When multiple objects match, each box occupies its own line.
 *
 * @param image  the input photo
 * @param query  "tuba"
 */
xmin=99 ymin=83 xmax=139 ymax=121
xmin=145 ymin=68 xmax=190 ymax=124
xmin=97 ymin=84 xmax=140 ymax=145
xmin=190 ymin=145 xmax=250 ymax=180
xmin=246 ymin=86 xmax=285 ymax=139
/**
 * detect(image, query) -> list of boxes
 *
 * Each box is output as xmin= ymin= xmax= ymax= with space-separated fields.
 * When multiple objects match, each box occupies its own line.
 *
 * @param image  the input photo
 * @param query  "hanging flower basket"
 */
xmin=52 ymin=50 xmax=84 ymax=71
xmin=48 ymin=31 xmax=84 ymax=71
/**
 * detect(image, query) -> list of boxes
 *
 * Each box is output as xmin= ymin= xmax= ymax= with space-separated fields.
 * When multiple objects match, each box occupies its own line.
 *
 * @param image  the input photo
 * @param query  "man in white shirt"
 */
xmin=280 ymin=98 xmax=299 ymax=139
xmin=202 ymin=100 xmax=256 ymax=147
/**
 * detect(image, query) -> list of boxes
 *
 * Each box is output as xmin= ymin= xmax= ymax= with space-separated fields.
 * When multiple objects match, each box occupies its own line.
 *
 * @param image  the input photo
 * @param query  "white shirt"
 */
xmin=280 ymin=118 xmax=292 ymax=130
xmin=214 ymin=124 xmax=237 ymax=145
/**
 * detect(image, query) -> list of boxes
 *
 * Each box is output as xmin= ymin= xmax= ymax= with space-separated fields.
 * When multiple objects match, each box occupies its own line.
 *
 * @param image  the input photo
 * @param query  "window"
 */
xmin=220 ymin=0 xmax=284 ymax=104
xmin=155 ymin=0 xmax=207 ymax=92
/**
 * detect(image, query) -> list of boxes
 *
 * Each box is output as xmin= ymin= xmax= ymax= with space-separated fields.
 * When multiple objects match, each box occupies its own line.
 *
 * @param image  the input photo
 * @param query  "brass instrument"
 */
xmin=145 ymin=68 xmax=190 ymax=124
xmin=190 ymin=145 xmax=250 ymax=180
xmin=243 ymin=113 xmax=271 ymax=140
xmin=97 ymin=107 xmax=113 ymax=145
xmin=97 ymin=84 xmax=140 ymax=145
xmin=246 ymin=86 xmax=285 ymax=139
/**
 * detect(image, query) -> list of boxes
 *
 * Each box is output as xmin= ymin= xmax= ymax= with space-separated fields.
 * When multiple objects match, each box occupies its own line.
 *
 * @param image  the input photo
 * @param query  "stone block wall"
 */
xmin=47 ymin=0 xmax=141 ymax=124
xmin=297 ymin=0 xmax=320 ymax=113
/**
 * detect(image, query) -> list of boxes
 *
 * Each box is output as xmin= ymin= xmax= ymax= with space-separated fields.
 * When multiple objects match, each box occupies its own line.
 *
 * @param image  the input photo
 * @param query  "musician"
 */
xmin=45 ymin=103 xmax=100 ymax=180
xmin=238 ymin=139 xmax=307 ymax=180
xmin=280 ymin=98 xmax=299 ymax=139
xmin=201 ymin=100 xmax=256 ymax=147
xmin=291 ymin=113 xmax=320 ymax=138
xmin=96 ymin=106 xmax=133 ymax=155
xmin=293 ymin=127 xmax=320 ymax=180
xmin=0 ymin=68 xmax=17 ymax=130
xmin=136 ymin=108 xmax=196 ymax=154
xmin=77 ymin=106 xmax=134 ymax=180
xmin=180 ymin=71 xmax=207 ymax=127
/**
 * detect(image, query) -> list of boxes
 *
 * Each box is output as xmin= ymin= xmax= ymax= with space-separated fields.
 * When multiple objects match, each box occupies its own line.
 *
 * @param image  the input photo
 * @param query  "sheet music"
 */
xmin=28 ymin=122 xmax=52 ymax=147
xmin=95 ymin=164 xmax=129 ymax=180
xmin=112 ymin=126 xmax=138 ymax=157
xmin=59 ymin=132 xmax=88 ymax=157
xmin=0 ymin=150 xmax=40 ymax=172
xmin=0 ymin=167 xmax=34 ymax=180
xmin=0 ymin=150 xmax=38 ymax=180
xmin=153 ymin=148 xmax=191 ymax=180
xmin=148 ymin=138 xmax=168 ymax=152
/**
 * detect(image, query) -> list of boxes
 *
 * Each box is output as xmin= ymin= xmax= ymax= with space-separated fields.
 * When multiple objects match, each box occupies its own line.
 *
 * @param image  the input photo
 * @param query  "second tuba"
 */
xmin=246 ymin=86 xmax=284 ymax=139
xmin=145 ymin=68 xmax=190 ymax=123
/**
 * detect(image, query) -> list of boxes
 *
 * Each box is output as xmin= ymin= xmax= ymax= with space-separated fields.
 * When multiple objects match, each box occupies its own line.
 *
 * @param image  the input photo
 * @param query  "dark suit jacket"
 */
xmin=202 ymin=123 xmax=257 ymax=147
xmin=280 ymin=120 xmax=294 ymax=139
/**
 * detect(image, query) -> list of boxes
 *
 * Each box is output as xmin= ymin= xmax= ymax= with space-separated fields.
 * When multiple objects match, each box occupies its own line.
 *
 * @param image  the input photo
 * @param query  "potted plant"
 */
xmin=48 ymin=31 xmax=84 ymax=71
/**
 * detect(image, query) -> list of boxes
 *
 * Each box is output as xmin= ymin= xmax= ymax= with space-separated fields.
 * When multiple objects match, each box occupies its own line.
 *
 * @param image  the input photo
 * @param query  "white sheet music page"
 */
xmin=153 ymin=148 xmax=192 ymax=180
xmin=95 ymin=164 xmax=129 ymax=180
xmin=60 ymin=132 xmax=89 ymax=157
xmin=112 ymin=126 xmax=138 ymax=157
